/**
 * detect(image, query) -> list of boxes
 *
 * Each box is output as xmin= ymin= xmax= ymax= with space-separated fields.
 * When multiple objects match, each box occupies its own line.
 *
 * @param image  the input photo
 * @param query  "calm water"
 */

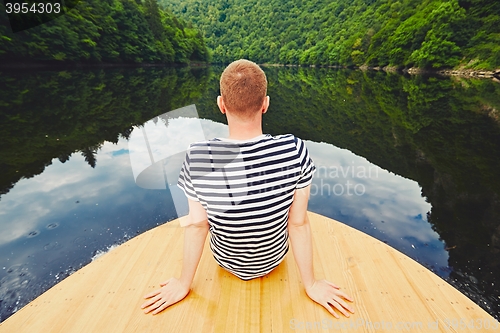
xmin=0 ymin=66 xmax=499 ymax=322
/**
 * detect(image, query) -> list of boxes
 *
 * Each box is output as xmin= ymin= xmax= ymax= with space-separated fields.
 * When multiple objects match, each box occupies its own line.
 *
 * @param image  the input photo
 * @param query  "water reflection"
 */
xmin=307 ymin=142 xmax=447 ymax=272
xmin=0 ymin=66 xmax=210 ymax=322
xmin=0 ymin=66 xmax=210 ymax=199
xmin=1 ymin=66 xmax=500 ymax=321
xmin=130 ymin=111 xmax=447 ymax=279
xmin=0 ymin=139 xmax=177 ymax=320
xmin=128 ymin=105 xmax=208 ymax=217
xmin=195 ymin=66 xmax=500 ymax=317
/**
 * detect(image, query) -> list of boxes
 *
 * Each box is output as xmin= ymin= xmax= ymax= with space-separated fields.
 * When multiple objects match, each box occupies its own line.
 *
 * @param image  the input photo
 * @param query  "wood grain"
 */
xmin=1 ymin=212 xmax=498 ymax=332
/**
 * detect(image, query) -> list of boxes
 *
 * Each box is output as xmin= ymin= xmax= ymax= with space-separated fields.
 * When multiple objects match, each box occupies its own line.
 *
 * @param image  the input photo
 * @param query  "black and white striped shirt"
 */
xmin=177 ymin=134 xmax=315 ymax=280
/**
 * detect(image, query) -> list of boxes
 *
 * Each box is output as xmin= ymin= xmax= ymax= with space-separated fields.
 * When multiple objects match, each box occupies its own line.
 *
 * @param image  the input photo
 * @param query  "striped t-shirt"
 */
xmin=177 ymin=133 xmax=316 ymax=280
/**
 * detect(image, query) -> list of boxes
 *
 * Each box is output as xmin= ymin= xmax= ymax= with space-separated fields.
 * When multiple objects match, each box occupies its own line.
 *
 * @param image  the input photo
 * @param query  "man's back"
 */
xmin=178 ymin=134 xmax=315 ymax=280
xmin=142 ymin=60 xmax=353 ymax=318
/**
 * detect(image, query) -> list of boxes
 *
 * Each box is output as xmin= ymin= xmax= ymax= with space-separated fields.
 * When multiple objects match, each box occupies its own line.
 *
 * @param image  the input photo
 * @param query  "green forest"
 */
xmin=161 ymin=0 xmax=500 ymax=70
xmin=1 ymin=0 xmax=498 ymax=68
xmin=0 ymin=0 xmax=209 ymax=63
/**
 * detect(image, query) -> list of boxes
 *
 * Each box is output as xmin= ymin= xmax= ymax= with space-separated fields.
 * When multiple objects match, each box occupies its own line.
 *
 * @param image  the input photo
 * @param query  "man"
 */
xmin=141 ymin=59 xmax=354 ymax=318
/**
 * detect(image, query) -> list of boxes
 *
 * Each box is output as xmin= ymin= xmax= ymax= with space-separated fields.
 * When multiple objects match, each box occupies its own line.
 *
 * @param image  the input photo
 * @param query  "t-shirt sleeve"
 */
xmin=294 ymin=136 xmax=316 ymax=189
xmin=177 ymin=148 xmax=200 ymax=202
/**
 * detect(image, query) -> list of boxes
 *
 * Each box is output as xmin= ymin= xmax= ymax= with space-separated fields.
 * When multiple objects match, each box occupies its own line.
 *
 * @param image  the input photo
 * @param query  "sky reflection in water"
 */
xmin=0 ymin=115 xmax=448 ymax=321
xmin=0 ymin=137 xmax=176 ymax=320
xmin=307 ymin=141 xmax=448 ymax=274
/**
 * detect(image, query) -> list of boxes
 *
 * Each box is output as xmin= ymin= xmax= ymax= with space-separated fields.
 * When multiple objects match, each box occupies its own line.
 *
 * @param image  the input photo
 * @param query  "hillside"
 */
xmin=160 ymin=0 xmax=499 ymax=70
xmin=0 ymin=0 xmax=209 ymax=64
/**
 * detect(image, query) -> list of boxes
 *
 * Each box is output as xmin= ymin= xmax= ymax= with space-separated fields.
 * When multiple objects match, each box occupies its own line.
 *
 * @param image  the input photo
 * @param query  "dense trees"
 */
xmin=0 ymin=0 xmax=209 ymax=63
xmin=161 ymin=0 xmax=499 ymax=69
xmin=2 ymin=0 xmax=496 ymax=68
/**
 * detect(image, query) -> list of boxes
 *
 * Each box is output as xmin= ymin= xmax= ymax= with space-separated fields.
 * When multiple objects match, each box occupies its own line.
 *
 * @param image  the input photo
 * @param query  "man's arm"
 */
xmin=141 ymin=199 xmax=209 ymax=315
xmin=287 ymin=185 xmax=354 ymax=318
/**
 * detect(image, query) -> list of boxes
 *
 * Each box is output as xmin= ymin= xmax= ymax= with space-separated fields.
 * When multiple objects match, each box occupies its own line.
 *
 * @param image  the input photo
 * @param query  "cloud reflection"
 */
xmin=128 ymin=106 xmax=229 ymax=217
xmin=0 ymin=115 xmax=450 ymax=322
xmin=306 ymin=141 xmax=449 ymax=272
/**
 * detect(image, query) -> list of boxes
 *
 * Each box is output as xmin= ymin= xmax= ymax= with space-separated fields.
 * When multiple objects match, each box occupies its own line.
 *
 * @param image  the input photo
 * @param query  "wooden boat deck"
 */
xmin=1 ymin=212 xmax=497 ymax=332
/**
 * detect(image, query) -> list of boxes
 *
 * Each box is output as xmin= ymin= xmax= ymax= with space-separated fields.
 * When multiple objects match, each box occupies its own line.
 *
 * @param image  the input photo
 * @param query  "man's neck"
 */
xmin=226 ymin=115 xmax=263 ymax=140
xmin=227 ymin=127 xmax=263 ymax=140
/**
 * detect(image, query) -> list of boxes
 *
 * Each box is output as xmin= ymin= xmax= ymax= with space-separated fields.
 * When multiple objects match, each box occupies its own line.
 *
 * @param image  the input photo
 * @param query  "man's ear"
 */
xmin=262 ymin=96 xmax=270 ymax=114
xmin=217 ymin=96 xmax=226 ymax=114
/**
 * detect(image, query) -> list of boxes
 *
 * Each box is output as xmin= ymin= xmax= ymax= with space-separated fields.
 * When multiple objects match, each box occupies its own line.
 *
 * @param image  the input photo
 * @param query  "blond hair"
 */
xmin=220 ymin=59 xmax=267 ymax=119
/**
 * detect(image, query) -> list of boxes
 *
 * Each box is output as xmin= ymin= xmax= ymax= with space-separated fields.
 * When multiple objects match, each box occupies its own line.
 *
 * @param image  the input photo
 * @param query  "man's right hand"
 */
xmin=141 ymin=277 xmax=190 ymax=315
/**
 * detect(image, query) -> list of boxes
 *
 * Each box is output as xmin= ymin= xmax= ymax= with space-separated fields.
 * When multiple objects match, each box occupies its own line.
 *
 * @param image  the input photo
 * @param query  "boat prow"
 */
xmin=1 ymin=212 xmax=497 ymax=332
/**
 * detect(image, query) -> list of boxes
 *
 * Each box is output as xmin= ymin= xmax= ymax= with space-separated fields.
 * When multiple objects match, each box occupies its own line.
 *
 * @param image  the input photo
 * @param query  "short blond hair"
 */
xmin=220 ymin=59 xmax=267 ymax=118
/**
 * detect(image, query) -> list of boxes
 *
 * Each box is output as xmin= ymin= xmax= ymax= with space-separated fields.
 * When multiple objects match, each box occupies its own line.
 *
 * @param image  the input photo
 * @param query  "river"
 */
xmin=0 ymin=66 xmax=499 ymax=321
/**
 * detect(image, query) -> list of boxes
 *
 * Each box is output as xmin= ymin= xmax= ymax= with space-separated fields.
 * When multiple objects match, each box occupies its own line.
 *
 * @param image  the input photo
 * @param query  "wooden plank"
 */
xmin=1 ymin=212 xmax=498 ymax=332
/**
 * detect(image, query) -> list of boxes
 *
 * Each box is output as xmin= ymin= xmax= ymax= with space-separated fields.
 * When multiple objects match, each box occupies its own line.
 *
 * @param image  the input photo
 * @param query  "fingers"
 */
xmin=322 ymin=302 xmax=340 ymax=319
xmin=331 ymin=303 xmax=350 ymax=318
xmin=332 ymin=289 xmax=354 ymax=303
xmin=142 ymin=297 xmax=163 ymax=313
xmin=322 ymin=283 xmax=355 ymax=318
xmin=145 ymin=300 xmax=166 ymax=314
xmin=143 ymin=289 xmax=160 ymax=300
xmin=323 ymin=282 xmax=353 ymax=303
xmin=321 ymin=299 xmax=352 ymax=319
xmin=143 ymin=293 xmax=180 ymax=315
xmin=143 ymin=278 xmax=172 ymax=299
xmin=142 ymin=292 xmax=176 ymax=314
xmin=331 ymin=298 xmax=353 ymax=317
xmin=152 ymin=300 xmax=171 ymax=315
xmin=159 ymin=279 xmax=171 ymax=287
xmin=325 ymin=291 xmax=355 ymax=318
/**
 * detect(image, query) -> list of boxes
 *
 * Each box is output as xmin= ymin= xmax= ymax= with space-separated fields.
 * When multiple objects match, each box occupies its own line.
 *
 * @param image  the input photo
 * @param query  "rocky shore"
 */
xmin=355 ymin=65 xmax=500 ymax=81
xmin=262 ymin=64 xmax=500 ymax=81
xmin=405 ymin=67 xmax=500 ymax=80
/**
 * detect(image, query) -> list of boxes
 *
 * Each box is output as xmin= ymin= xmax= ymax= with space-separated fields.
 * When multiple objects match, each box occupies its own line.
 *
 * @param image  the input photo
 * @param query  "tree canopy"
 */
xmin=161 ymin=0 xmax=499 ymax=69
xmin=0 ymin=0 xmax=209 ymax=63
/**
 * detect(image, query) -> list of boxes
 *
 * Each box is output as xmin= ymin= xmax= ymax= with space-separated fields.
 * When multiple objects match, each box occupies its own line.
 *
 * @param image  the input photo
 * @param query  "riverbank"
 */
xmin=405 ymin=67 xmax=500 ymax=80
xmin=356 ymin=65 xmax=500 ymax=80
xmin=262 ymin=63 xmax=500 ymax=81
xmin=0 ymin=61 xmax=210 ymax=71
xmin=2 ymin=60 xmax=498 ymax=82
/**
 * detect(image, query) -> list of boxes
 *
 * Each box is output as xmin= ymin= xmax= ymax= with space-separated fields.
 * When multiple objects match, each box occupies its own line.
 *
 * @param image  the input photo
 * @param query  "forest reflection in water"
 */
xmin=0 ymin=66 xmax=499 ymax=321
